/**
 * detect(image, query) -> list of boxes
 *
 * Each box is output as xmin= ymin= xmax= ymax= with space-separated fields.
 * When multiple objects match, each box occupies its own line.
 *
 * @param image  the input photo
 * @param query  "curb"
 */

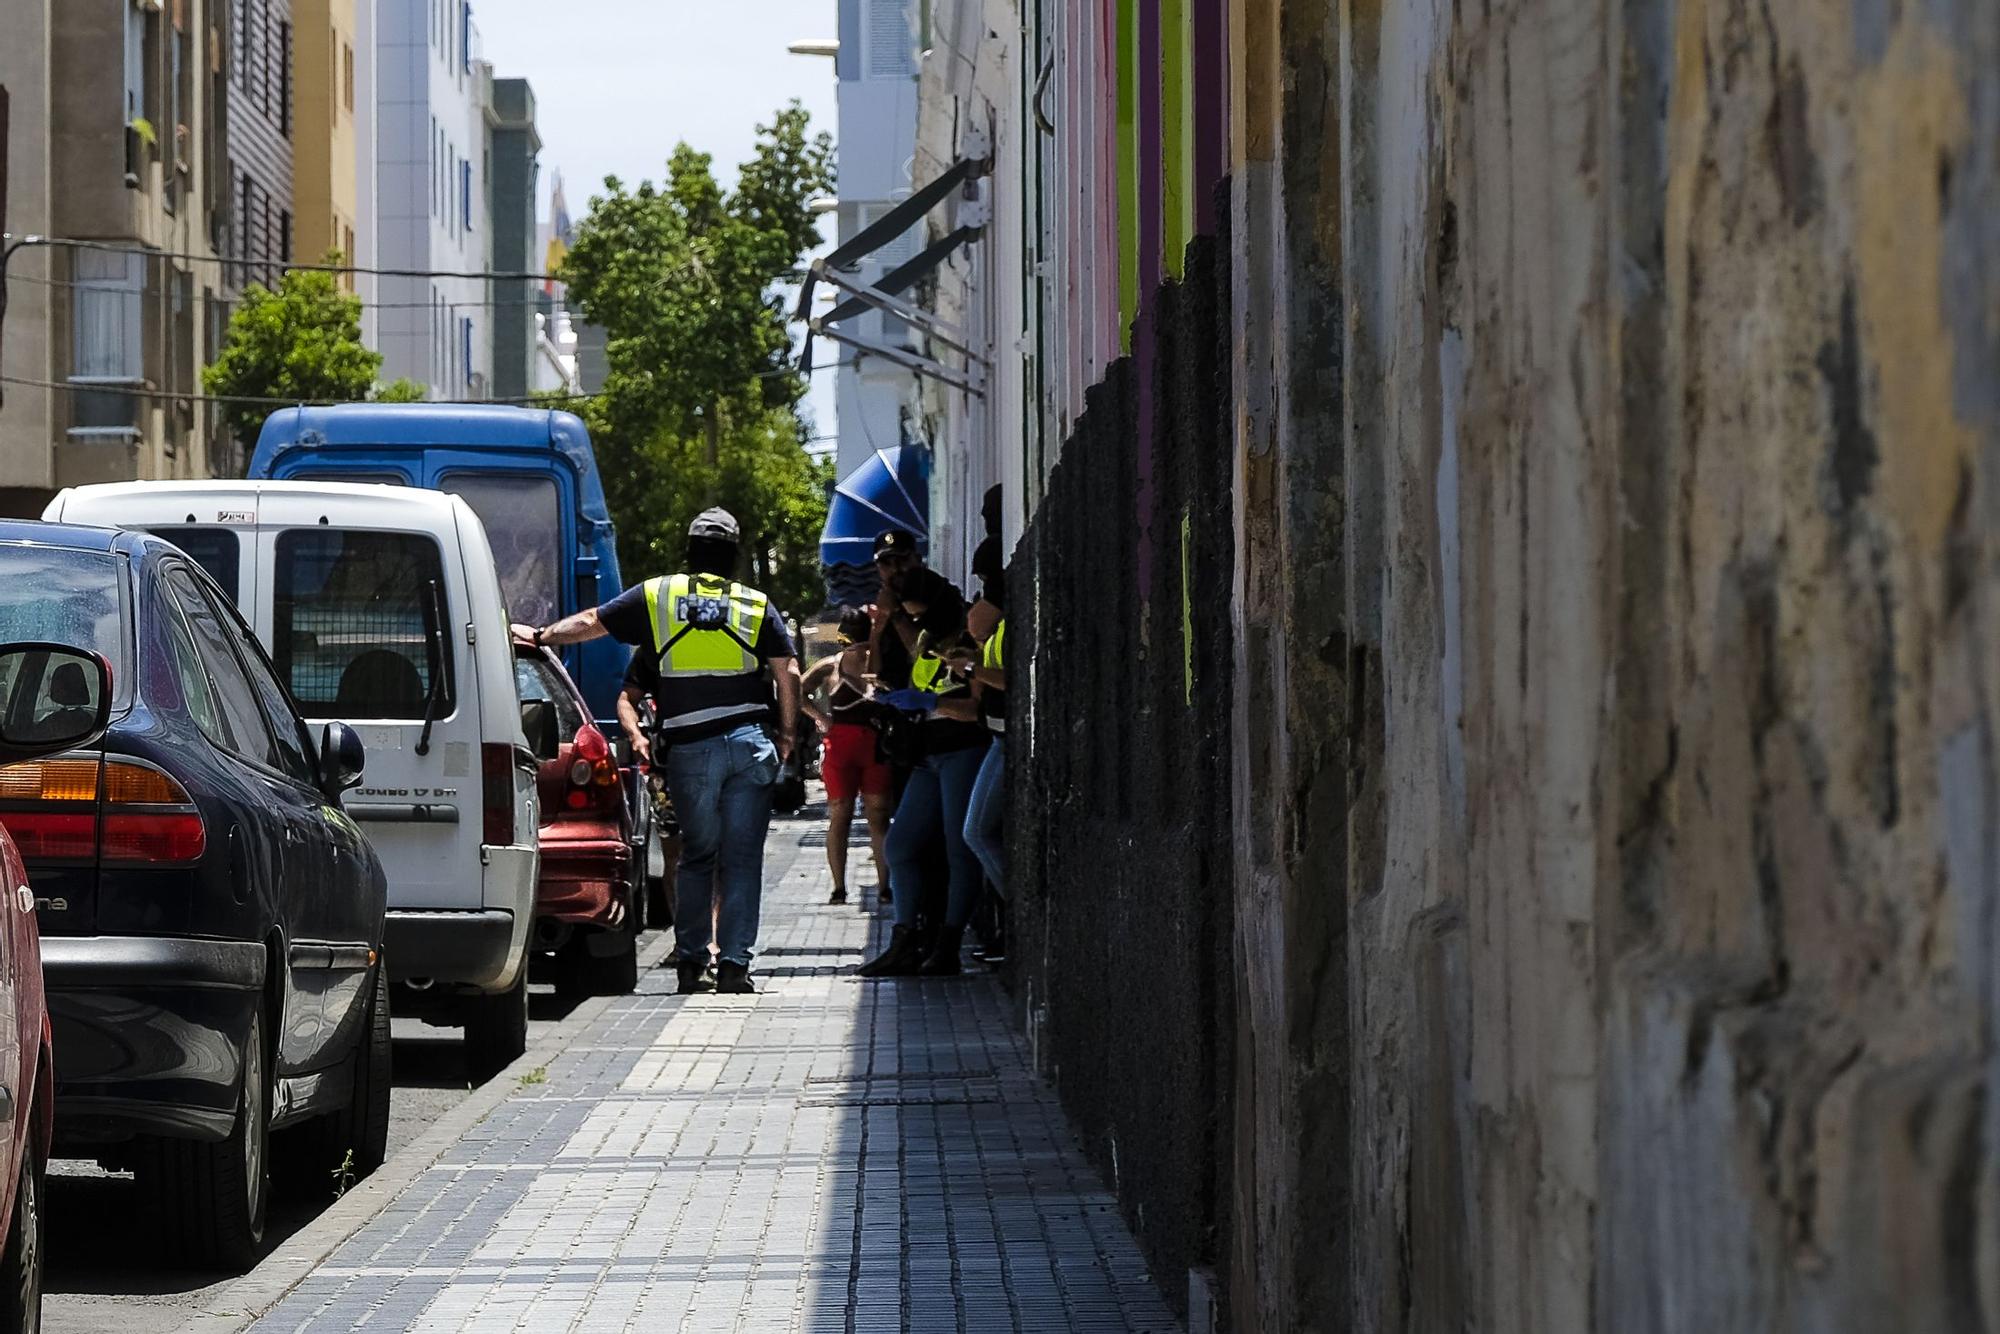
xmin=175 ymin=929 xmax=679 ymax=1334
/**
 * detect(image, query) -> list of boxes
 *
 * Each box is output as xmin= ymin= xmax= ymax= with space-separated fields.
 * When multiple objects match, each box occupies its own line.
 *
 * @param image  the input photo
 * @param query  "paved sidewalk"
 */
xmin=249 ymin=811 xmax=1181 ymax=1334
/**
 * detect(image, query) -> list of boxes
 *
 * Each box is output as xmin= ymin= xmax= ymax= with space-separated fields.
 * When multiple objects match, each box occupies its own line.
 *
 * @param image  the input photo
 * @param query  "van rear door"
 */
xmin=258 ymin=523 xmax=484 ymax=913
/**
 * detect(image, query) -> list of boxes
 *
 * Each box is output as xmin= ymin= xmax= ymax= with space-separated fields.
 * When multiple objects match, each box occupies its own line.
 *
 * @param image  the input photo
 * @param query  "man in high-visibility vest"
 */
xmin=516 ymin=508 xmax=801 ymax=995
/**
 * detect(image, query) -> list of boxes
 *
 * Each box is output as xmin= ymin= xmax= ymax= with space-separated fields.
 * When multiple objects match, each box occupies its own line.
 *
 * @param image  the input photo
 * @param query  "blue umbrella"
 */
xmin=820 ymin=446 xmax=929 ymax=568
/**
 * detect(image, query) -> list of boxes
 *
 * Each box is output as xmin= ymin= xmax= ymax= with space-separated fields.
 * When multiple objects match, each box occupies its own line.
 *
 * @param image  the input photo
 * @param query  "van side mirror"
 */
xmin=0 ymin=644 xmax=113 ymax=765
xmin=320 ymin=721 xmax=366 ymax=794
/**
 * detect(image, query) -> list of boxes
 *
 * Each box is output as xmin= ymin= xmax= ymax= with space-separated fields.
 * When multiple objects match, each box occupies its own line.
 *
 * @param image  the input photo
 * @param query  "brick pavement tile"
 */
xmin=251 ymin=808 xmax=1182 ymax=1334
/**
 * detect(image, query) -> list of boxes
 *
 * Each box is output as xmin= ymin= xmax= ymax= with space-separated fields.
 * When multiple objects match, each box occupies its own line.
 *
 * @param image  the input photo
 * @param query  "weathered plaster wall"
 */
xmin=1339 ymin=0 xmax=2000 ymax=1329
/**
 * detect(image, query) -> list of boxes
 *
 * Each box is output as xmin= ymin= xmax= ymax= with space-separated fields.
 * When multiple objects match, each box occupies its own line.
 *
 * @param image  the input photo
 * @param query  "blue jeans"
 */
xmin=964 ymin=737 xmax=1005 ymax=896
xmin=663 ymin=724 xmax=777 ymax=966
xmin=887 ymin=743 xmax=989 ymax=931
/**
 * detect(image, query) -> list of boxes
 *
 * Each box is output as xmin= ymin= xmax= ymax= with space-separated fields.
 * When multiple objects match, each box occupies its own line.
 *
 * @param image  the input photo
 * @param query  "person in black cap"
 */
xmin=516 ymin=507 xmax=801 ymax=995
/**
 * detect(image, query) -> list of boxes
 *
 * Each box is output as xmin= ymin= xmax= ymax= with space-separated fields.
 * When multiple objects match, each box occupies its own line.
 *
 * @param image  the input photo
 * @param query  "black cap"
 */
xmin=689 ymin=507 xmax=740 ymax=542
xmin=873 ymin=529 xmax=919 ymax=560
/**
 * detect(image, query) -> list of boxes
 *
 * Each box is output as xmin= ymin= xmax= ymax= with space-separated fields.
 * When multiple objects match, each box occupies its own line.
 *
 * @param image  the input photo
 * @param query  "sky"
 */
xmin=467 ymin=0 xmax=843 ymax=439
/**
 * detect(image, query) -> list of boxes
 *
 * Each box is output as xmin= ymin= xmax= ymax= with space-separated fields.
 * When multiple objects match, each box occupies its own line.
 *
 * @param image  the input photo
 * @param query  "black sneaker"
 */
xmin=829 ymin=887 xmax=849 ymax=905
xmin=675 ymin=959 xmax=714 ymax=995
xmin=716 ymin=962 xmax=755 ymax=994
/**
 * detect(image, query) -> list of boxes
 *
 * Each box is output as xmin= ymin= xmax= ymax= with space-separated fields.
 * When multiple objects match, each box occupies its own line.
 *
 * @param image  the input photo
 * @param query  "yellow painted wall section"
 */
xmin=292 ymin=0 xmax=358 ymax=269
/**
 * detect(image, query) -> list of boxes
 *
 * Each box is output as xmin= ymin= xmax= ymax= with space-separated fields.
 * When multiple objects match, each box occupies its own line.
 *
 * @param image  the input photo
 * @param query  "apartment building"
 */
xmin=373 ymin=0 xmax=490 ymax=399
xmin=484 ymin=76 xmax=539 ymax=402
xmin=0 ymin=0 xmax=234 ymax=515
xmin=228 ymin=0 xmax=295 ymax=288
xmin=829 ymin=0 xmax=922 ymax=479
xmin=292 ymin=0 xmax=362 ymax=275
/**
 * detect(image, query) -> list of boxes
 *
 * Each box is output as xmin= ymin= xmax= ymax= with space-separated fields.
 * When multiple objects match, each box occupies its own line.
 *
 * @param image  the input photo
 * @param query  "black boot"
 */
xmin=716 ymin=961 xmax=755 ymax=994
xmin=829 ymin=886 xmax=849 ymax=905
xmin=918 ymin=925 xmax=965 ymax=976
xmin=676 ymin=958 xmax=714 ymax=995
xmin=858 ymin=925 xmax=922 ymax=977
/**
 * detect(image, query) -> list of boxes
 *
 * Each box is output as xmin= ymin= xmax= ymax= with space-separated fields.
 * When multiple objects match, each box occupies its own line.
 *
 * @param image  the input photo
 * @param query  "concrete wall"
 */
xmin=1334 ymin=0 xmax=2000 ymax=1329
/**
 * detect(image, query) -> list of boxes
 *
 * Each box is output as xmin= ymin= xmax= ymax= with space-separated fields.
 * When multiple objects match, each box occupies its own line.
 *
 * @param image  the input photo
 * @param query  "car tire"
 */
xmin=0 ymin=1147 xmax=44 ymax=1333
xmin=278 ymin=959 xmax=392 ymax=1196
xmin=464 ymin=971 xmax=527 ymax=1083
xmin=144 ymin=1006 xmax=271 ymax=1271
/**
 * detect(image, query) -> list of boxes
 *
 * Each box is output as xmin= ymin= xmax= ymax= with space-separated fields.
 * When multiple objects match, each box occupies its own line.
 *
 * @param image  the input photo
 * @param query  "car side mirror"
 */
xmin=0 ymin=644 xmax=113 ymax=765
xmin=320 ymin=721 xmax=366 ymax=794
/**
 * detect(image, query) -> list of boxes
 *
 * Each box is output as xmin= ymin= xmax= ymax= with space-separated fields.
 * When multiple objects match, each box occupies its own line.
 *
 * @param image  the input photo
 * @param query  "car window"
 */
xmin=441 ymin=474 xmax=561 ymax=626
xmin=0 ymin=545 xmax=133 ymax=707
xmin=515 ymin=654 xmax=585 ymax=759
xmin=194 ymin=576 xmax=317 ymax=786
xmin=274 ymin=530 xmax=455 ymax=720
xmin=159 ymin=588 xmax=231 ymax=750
xmin=163 ymin=564 xmax=278 ymax=769
xmin=146 ymin=528 xmax=240 ymax=602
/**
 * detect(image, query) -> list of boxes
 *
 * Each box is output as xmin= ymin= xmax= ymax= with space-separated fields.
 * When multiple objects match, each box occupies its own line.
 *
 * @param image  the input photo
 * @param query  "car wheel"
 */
xmin=0 ymin=1148 xmax=44 ymax=1333
xmin=464 ymin=970 xmax=527 ymax=1083
xmin=277 ymin=958 xmax=392 ymax=1196
xmin=144 ymin=1006 xmax=270 ymax=1270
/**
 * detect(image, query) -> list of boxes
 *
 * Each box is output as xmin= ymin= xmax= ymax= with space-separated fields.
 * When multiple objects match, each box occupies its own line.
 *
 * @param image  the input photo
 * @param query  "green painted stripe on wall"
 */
xmin=1117 ymin=0 xmax=1139 ymax=351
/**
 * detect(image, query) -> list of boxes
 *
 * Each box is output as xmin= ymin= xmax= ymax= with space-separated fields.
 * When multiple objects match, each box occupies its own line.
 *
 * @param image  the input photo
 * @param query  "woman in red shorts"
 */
xmin=802 ymin=608 xmax=894 ymax=905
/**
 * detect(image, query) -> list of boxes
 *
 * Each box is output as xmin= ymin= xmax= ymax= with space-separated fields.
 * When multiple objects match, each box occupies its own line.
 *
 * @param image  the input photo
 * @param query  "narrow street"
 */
xmin=41 ymin=977 xmax=593 ymax=1334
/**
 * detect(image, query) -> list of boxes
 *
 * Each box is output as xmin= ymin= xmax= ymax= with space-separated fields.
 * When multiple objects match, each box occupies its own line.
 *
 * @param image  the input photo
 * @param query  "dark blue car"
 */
xmin=0 ymin=522 xmax=389 ymax=1270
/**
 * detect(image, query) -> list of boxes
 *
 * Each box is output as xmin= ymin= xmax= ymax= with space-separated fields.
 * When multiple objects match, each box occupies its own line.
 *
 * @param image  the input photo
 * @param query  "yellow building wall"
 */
xmin=292 ymin=0 xmax=358 ymax=275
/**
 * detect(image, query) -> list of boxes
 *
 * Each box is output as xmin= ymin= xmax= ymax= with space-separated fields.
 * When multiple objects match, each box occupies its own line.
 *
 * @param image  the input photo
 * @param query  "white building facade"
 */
xmin=373 ymin=0 xmax=491 ymax=398
xmin=831 ymin=0 xmax=922 ymax=479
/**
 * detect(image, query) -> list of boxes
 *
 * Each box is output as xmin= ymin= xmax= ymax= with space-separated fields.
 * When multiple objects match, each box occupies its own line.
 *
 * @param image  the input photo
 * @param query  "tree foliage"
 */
xmin=201 ymin=256 xmax=423 ymax=449
xmin=560 ymin=103 xmax=836 ymax=617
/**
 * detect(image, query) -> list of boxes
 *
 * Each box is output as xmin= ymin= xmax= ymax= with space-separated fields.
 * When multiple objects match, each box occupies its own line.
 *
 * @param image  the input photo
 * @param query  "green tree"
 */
xmin=202 ymin=255 xmax=425 ymax=448
xmin=560 ymin=103 xmax=835 ymax=616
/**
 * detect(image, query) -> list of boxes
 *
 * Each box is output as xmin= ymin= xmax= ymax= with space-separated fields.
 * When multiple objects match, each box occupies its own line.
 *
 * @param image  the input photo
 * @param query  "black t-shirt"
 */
xmin=600 ymin=578 xmax=795 ymax=745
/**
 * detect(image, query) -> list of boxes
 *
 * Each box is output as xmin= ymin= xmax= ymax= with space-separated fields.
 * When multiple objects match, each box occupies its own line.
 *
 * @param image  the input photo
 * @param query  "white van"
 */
xmin=44 ymin=481 xmax=541 ymax=1078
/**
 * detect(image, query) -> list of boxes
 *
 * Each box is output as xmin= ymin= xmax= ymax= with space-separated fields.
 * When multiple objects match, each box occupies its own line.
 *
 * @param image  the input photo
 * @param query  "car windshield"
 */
xmin=273 ymin=529 xmax=454 ymax=720
xmin=0 ymin=544 xmax=132 ymax=708
xmin=442 ymin=474 xmax=561 ymax=627
xmin=515 ymin=654 xmax=586 ymax=759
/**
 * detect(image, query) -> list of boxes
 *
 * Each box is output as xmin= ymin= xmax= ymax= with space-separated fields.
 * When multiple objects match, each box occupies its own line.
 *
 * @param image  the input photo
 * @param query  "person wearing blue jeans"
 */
xmin=963 ymin=737 xmax=1005 ymax=892
xmin=521 ymin=507 xmax=801 ymax=995
xmin=870 ymin=741 xmax=989 ymax=974
xmin=663 ymin=724 xmax=778 ymax=970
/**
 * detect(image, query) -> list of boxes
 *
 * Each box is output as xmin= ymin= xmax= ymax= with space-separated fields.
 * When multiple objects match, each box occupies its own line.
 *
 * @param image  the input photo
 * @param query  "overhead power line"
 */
xmin=1 ymin=233 xmax=552 ymax=283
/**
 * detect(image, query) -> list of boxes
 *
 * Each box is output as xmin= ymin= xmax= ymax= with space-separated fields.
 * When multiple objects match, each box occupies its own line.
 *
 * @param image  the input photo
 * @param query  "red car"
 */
xmin=514 ymin=645 xmax=639 ymax=995
xmin=0 ymin=642 xmax=116 ymax=1327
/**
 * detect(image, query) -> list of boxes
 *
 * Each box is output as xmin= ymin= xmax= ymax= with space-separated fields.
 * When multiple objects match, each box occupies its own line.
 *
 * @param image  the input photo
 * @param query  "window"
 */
xmin=274 ymin=530 xmax=455 ymax=720
xmin=127 ymin=4 xmax=147 ymax=117
xmin=279 ymin=21 xmax=292 ymax=136
xmin=279 ymin=209 xmax=293 ymax=262
xmin=221 ymin=594 xmax=318 ymax=785
xmin=867 ymin=0 xmax=914 ymax=79
xmin=461 ymin=159 xmax=472 ymax=231
xmin=461 ymin=317 xmax=474 ymax=393
xmin=146 ymin=528 xmax=240 ymax=598
xmin=460 ymin=1 xmax=471 ymax=73
xmin=515 ymin=656 xmax=584 ymax=759
xmin=160 ymin=588 xmax=226 ymax=748
xmin=70 ymin=250 xmax=145 ymax=433
xmin=429 ymin=117 xmax=438 ymax=216
xmin=164 ymin=565 xmax=278 ymax=768
xmin=441 ymin=475 xmax=560 ymax=625
xmin=342 ymin=41 xmax=355 ymax=113
xmin=0 ymin=548 xmax=133 ymax=708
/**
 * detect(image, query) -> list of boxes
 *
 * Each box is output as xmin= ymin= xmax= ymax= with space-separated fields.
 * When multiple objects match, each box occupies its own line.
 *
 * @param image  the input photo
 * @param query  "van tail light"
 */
xmin=481 ymin=743 xmax=515 ymax=846
xmin=564 ymin=726 xmax=621 ymax=811
xmin=0 ymin=757 xmax=206 ymax=865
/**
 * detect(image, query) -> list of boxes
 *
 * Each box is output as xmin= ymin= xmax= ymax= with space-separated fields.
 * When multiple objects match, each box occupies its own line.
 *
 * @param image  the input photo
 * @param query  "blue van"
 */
xmin=249 ymin=405 xmax=629 ymax=725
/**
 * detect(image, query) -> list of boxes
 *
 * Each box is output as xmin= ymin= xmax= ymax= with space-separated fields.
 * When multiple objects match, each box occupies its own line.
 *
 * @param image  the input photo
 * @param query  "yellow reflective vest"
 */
xmin=642 ymin=573 xmax=771 ymax=677
xmin=983 ymin=618 xmax=1006 ymax=671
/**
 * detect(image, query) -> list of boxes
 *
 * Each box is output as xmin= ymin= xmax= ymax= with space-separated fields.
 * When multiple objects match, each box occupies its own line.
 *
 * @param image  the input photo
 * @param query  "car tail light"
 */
xmin=0 ymin=757 xmax=206 ymax=865
xmin=563 ymin=726 xmax=621 ymax=811
xmin=482 ymin=742 xmax=515 ymax=846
